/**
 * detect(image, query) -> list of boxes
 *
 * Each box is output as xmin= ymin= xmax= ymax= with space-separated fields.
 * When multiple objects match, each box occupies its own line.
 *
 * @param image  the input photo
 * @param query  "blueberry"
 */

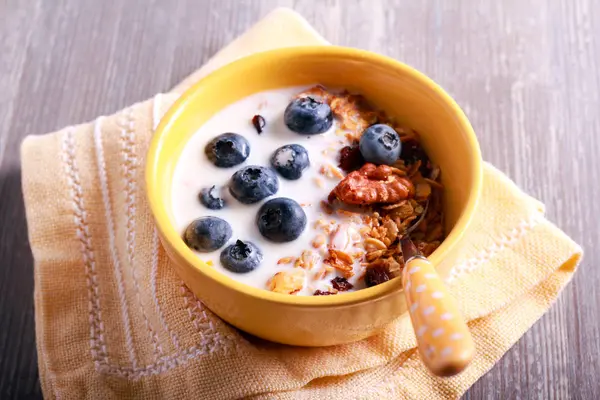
xmin=205 ymin=133 xmax=250 ymax=168
xmin=284 ymin=97 xmax=333 ymax=135
xmin=183 ymin=216 xmax=232 ymax=252
xmin=359 ymin=124 xmax=402 ymax=165
xmin=199 ymin=186 xmax=226 ymax=210
xmin=270 ymin=144 xmax=310 ymax=180
xmin=229 ymin=165 xmax=279 ymax=204
xmin=220 ymin=240 xmax=263 ymax=273
xmin=257 ymin=198 xmax=307 ymax=242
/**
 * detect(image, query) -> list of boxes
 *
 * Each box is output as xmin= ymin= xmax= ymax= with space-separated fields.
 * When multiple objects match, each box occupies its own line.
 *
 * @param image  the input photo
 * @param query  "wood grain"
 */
xmin=0 ymin=0 xmax=598 ymax=398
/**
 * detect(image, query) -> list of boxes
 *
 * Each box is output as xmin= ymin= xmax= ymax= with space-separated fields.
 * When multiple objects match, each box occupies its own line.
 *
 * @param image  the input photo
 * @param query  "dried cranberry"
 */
xmin=331 ymin=276 xmax=354 ymax=291
xmin=365 ymin=266 xmax=391 ymax=287
xmin=252 ymin=115 xmax=266 ymax=134
xmin=314 ymin=290 xmax=336 ymax=296
xmin=338 ymin=145 xmax=364 ymax=172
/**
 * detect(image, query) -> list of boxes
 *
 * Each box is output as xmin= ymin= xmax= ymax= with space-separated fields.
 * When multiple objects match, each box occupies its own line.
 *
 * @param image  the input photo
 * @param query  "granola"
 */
xmin=293 ymin=85 xmax=445 ymax=295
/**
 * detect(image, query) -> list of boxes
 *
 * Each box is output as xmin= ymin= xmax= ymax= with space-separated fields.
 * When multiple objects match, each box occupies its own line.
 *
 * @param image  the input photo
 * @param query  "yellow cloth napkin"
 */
xmin=21 ymin=8 xmax=582 ymax=400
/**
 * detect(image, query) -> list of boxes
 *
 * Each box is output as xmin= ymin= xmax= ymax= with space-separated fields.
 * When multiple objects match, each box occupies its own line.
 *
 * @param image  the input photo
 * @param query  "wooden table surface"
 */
xmin=1 ymin=0 xmax=598 ymax=398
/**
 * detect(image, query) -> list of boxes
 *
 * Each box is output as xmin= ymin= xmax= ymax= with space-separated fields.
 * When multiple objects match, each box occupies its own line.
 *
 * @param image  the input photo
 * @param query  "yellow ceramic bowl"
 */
xmin=146 ymin=46 xmax=482 ymax=347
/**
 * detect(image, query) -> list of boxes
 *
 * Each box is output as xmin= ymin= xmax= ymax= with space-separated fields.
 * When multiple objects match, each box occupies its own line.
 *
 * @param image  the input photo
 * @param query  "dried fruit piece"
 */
xmin=328 ymin=163 xmax=415 ymax=205
xmin=268 ymin=268 xmax=305 ymax=294
xmin=314 ymin=290 xmax=337 ymax=296
xmin=365 ymin=266 xmax=391 ymax=287
xmin=331 ymin=276 xmax=354 ymax=291
xmin=252 ymin=114 xmax=266 ymax=134
xmin=338 ymin=145 xmax=365 ymax=172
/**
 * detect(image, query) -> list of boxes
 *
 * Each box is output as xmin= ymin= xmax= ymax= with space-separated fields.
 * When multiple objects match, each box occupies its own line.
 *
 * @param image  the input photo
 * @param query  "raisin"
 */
xmin=338 ymin=145 xmax=364 ymax=173
xmin=331 ymin=276 xmax=354 ymax=291
xmin=314 ymin=290 xmax=336 ymax=296
xmin=252 ymin=114 xmax=266 ymax=134
xmin=365 ymin=266 xmax=391 ymax=287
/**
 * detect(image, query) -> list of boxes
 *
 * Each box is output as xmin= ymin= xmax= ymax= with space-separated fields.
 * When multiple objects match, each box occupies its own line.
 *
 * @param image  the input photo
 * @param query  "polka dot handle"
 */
xmin=402 ymin=257 xmax=475 ymax=377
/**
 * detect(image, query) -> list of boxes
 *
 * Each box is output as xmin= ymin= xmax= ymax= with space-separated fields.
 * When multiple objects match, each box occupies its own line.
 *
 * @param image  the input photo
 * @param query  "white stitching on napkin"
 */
xmin=119 ymin=109 xmax=164 ymax=358
xmin=93 ymin=287 xmax=237 ymax=379
xmin=445 ymin=214 xmax=543 ymax=284
xmin=181 ymin=284 xmax=235 ymax=355
xmin=149 ymin=94 xmax=182 ymax=351
xmin=93 ymin=118 xmax=139 ymax=368
xmin=150 ymin=227 xmax=181 ymax=351
xmin=62 ymin=129 xmax=109 ymax=366
xmin=98 ymin=340 xmax=234 ymax=379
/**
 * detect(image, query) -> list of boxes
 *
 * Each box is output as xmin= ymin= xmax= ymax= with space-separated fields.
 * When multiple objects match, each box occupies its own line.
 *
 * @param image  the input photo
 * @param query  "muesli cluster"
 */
xmin=178 ymin=85 xmax=444 ymax=296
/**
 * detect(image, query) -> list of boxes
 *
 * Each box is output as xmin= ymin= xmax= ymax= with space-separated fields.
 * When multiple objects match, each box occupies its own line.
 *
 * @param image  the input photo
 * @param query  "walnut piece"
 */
xmin=328 ymin=163 xmax=415 ymax=205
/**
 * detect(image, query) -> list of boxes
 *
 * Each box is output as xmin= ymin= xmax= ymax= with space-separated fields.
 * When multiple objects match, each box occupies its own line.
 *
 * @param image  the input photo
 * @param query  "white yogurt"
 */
xmin=171 ymin=86 xmax=366 ymax=295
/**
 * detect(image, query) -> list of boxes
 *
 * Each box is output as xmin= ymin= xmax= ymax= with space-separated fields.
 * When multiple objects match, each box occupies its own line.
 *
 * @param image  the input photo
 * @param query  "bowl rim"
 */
xmin=146 ymin=45 xmax=482 ymax=307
